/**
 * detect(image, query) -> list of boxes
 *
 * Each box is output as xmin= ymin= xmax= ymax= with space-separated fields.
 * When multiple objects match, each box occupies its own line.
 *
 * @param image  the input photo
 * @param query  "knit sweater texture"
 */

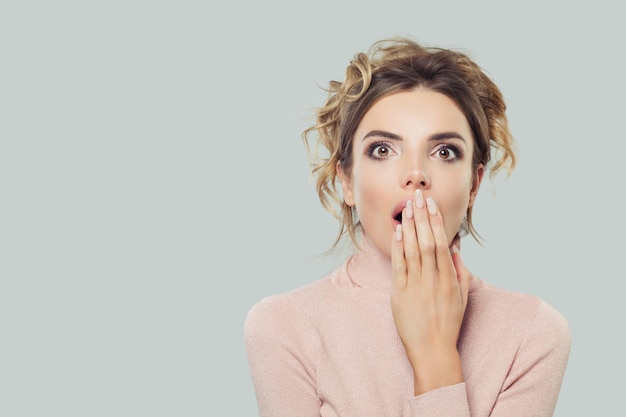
xmin=244 ymin=240 xmax=571 ymax=417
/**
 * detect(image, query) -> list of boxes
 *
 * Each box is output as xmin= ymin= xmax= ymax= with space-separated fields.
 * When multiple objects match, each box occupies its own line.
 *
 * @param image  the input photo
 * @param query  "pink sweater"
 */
xmin=244 ymin=241 xmax=571 ymax=417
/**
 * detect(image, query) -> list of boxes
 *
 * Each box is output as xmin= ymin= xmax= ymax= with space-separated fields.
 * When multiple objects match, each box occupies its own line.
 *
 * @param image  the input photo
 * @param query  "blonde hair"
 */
xmin=303 ymin=37 xmax=516 ymax=251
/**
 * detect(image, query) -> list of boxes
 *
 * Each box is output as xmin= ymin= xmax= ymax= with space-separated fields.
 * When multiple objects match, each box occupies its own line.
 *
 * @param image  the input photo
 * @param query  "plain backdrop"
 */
xmin=2 ymin=1 xmax=624 ymax=416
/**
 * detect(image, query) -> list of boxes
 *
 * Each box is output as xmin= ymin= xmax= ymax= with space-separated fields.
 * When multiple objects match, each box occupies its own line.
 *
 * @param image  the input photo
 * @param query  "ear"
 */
xmin=337 ymin=162 xmax=355 ymax=207
xmin=468 ymin=164 xmax=484 ymax=208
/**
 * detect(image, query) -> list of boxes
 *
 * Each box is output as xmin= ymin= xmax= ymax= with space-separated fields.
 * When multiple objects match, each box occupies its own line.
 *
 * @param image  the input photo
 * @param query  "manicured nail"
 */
xmin=405 ymin=200 xmax=413 ymax=219
xmin=395 ymin=224 xmax=402 ymax=241
xmin=415 ymin=189 xmax=425 ymax=208
xmin=426 ymin=197 xmax=437 ymax=215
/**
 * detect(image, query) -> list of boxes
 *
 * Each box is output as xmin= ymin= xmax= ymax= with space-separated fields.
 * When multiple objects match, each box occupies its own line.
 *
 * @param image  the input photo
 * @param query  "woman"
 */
xmin=244 ymin=37 xmax=570 ymax=417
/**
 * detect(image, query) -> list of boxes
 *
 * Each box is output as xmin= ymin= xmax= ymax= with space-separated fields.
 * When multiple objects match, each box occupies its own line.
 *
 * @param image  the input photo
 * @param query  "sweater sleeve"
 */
xmin=407 ymin=383 xmax=471 ymax=416
xmin=407 ymin=298 xmax=571 ymax=417
xmin=489 ymin=299 xmax=571 ymax=417
xmin=244 ymin=295 xmax=321 ymax=417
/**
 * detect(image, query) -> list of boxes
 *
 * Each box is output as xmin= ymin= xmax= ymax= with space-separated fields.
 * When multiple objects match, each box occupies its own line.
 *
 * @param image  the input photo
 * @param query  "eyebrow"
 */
xmin=362 ymin=130 xmax=467 ymax=143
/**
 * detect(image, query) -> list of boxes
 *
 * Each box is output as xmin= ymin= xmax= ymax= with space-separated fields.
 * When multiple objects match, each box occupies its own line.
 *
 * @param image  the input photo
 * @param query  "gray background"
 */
xmin=2 ymin=0 xmax=623 ymax=415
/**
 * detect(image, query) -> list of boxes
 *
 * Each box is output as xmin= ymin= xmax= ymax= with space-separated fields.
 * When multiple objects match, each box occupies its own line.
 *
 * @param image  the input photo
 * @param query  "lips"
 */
xmin=392 ymin=198 xmax=411 ymax=226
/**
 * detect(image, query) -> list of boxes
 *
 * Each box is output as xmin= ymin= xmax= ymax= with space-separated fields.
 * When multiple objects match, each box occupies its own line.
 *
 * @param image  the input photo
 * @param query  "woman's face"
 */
xmin=339 ymin=88 xmax=483 ymax=258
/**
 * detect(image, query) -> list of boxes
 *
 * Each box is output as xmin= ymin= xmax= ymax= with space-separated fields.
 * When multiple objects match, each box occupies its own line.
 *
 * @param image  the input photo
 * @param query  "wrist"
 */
xmin=410 ymin=349 xmax=463 ymax=396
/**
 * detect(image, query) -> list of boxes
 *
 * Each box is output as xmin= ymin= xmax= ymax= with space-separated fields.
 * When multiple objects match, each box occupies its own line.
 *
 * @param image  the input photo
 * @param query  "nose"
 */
xmin=402 ymin=165 xmax=430 ymax=189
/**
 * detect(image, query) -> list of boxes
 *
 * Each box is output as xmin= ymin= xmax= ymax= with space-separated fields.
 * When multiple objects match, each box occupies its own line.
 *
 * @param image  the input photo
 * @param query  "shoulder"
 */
xmin=461 ymin=279 xmax=571 ymax=414
xmin=468 ymin=276 xmax=571 ymax=348
xmin=243 ymin=275 xmax=340 ymax=375
xmin=244 ymin=274 xmax=334 ymax=342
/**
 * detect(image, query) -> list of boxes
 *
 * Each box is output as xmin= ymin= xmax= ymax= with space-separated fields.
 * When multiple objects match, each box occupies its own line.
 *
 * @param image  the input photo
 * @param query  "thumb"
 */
xmin=451 ymin=246 xmax=471 ymax=309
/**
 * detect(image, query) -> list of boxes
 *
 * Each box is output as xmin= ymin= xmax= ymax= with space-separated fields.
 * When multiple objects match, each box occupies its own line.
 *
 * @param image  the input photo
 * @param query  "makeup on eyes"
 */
xmin=364 ymin=140 xmax=464 ymax=162
xmin=366 ymin=141 xmax=394 ymax=160
xmin=432 ymin=143 xmax=464 ymax=162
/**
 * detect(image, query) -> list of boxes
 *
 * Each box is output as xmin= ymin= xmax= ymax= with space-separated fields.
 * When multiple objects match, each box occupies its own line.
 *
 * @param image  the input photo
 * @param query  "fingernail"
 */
xmin=405 ymin=200 xmax=413 ymax=219
xmin=395 ymin=224 xmax=402 ymax=241
xmin=426 ymin=197 xmax=437 ymax=215
xmin=415 ymin=189 xmax=425 ymax=208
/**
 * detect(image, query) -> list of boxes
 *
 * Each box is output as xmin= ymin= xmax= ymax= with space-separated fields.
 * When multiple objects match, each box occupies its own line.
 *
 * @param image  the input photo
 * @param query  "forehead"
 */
xmin=355 ymin=89 xmax=473 ymax=141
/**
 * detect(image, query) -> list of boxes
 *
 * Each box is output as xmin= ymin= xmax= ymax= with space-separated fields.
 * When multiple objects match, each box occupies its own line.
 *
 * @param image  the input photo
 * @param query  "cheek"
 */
xmin=349 ymin=164 xmax=396 ymax=237
xmin=352 ymin=170 xmax=391 ymax=214
xmin=438 ymin=177 xmax=473 ymax=239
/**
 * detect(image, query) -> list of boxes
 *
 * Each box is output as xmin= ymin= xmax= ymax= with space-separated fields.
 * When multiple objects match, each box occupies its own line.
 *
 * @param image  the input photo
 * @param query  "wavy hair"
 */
xmin=303 ymin=37 xmax=516 ymax=251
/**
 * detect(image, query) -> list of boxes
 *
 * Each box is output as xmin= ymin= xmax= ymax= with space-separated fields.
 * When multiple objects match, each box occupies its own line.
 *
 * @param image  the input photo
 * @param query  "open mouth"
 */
xmin=392 ymin=199 xmax=410 ymax=225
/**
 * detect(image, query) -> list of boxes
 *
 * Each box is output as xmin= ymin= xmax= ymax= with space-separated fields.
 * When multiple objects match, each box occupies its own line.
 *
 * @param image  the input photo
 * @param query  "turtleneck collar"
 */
xmin=344 ymin=236 xmax=394 ymax=295
xmin=340 ymin=234 xmax=480 ymax=296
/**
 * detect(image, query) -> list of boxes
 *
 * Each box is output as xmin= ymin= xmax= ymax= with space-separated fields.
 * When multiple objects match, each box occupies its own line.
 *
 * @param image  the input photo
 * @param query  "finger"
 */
xmin=391 ymin=224 xmax=407 ymax=290
xmin=413 ymin=189 xmax=436 ymax=276
xmin=426 ymin=197 xmax=456 ymax=280
xmin=402 ymin=200 xmax=421 ymax=284
xmin=452 ymin=246 xmax=471 ymax=309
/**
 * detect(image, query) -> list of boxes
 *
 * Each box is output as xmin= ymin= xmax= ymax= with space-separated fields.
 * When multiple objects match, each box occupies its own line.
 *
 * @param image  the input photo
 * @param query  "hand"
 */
xmin=390 ymin=189 xmax=472 ymax=396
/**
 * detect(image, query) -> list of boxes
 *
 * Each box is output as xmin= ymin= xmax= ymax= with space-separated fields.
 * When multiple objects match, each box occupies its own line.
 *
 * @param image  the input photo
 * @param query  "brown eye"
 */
xmin=375 ymin=146 xmax=389 ymax=157
xmin=434 ymin=145 xmax=459 ymax=162
xmin=367 ymin=142 xmax=395 ymax=160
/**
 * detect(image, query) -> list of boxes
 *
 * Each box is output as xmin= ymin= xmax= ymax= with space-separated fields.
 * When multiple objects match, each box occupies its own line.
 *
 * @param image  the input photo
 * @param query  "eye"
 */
xmin=434 ymin=144 xmax=461 ymax=162
xmin=367 ymin=141 xmax=395 ymax=160
xmin=373 ymin=145 xmax=391 ymax=158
